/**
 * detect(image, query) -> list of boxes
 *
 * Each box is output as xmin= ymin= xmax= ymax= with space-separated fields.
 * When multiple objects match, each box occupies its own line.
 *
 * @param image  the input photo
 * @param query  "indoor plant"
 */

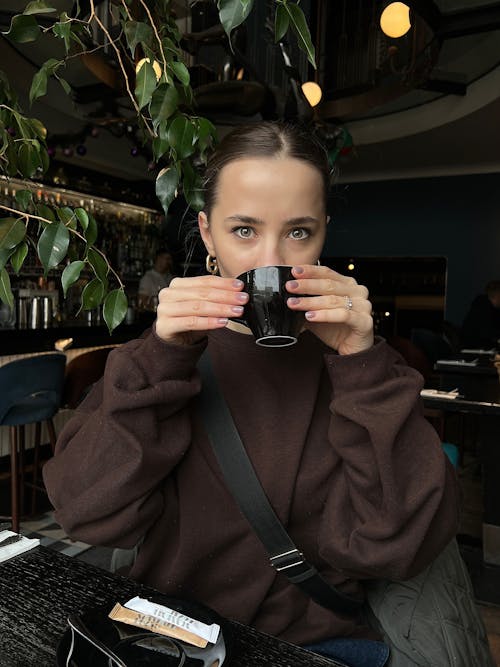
xmin=0 ymin=0 xmax=316 ymax=330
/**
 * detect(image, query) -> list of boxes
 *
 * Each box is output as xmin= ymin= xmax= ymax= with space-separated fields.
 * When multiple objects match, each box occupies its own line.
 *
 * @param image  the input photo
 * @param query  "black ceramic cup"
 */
xmin=236 ymin=265 xmax=304 ymax=347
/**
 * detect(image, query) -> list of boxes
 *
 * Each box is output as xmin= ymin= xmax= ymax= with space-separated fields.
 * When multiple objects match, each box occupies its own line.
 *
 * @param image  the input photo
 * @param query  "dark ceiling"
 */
xmin=1 ymin=0 xmax=500 ymax=182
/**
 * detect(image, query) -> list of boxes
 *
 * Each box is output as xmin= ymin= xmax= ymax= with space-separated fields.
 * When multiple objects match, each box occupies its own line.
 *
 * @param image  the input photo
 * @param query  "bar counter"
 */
xmin=0 ymin=314 xmax=155 ymax=355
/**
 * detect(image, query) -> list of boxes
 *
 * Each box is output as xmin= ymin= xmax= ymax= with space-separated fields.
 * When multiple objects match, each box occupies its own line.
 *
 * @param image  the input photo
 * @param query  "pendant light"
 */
xmin=380 ymin=2 xmax=411 ymax=39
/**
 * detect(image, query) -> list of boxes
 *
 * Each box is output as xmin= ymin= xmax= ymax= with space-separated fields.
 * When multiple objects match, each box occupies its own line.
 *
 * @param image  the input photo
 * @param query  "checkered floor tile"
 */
xmin=20 ymin=512 xmax=92 ymax=558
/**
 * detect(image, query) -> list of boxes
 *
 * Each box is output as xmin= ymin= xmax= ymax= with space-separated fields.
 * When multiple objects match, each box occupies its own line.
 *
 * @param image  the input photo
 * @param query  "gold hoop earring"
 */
xmin=206 ymin=254 xmax=218 ymax=275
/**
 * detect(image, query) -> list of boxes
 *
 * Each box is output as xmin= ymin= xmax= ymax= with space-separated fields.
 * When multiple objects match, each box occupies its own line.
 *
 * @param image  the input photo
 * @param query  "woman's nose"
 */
xmin=260 ymin=244 xmax=285 ymax=267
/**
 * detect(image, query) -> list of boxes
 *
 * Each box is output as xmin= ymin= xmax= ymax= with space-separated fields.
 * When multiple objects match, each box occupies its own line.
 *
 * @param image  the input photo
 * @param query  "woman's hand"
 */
xmin=286 ymin=265 xmax=374 ymax=355
xmin=155 ymin=275 xmax=248 ymax=346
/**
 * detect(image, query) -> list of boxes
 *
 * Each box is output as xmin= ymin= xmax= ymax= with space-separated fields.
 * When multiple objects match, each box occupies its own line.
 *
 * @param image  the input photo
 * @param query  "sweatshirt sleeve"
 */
xmin=43 ymin=329 xmax=206 ymax=548
xmin=318 ymin=339 xmax=460 ymax=581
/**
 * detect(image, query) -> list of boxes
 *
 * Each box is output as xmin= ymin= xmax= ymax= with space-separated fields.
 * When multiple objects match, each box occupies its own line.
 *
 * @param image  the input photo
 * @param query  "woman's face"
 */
xmin=199 ymin=157 xmax=327 ymax=278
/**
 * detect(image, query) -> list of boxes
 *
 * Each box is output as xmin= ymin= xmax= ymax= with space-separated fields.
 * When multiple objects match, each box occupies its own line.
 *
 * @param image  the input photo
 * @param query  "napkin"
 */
xmin=0 ymin=530 xmax=40 ymax=563
xmin=420 ymin=389 xmax=459 ymax=400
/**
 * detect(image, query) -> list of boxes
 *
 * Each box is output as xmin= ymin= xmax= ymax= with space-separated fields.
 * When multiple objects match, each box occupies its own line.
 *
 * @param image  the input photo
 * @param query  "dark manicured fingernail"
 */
xmin=233 ymin=279 xmax=244 ymax=288
xmin=293 ymin=266 xmax=304 ymax=274
xmin=288 ymin=297 xmax=300 ymax=305
xmin=288 ymin=280 xmax=299 ymax=289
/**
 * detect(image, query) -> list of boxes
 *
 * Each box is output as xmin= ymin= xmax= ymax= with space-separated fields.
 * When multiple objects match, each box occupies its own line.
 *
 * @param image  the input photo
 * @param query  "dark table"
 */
xmin=0 ymin=546 xmax=342 ymax=667
xmin=434 ymin=356 xmax=497 ymax=376
xmin=422 ymin=372 xmax=500 ymax=566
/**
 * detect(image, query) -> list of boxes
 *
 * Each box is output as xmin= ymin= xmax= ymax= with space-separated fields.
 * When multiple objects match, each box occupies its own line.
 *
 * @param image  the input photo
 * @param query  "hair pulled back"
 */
xmin=203 ymin=121 xmax=330 ymax=218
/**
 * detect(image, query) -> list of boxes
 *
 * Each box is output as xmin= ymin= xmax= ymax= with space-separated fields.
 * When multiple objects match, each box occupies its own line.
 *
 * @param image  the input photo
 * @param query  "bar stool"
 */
xmin=0 ymin=353 xmax=66 ymax=533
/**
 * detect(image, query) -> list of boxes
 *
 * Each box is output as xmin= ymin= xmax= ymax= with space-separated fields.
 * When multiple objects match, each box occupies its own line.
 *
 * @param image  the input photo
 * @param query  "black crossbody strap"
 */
xmin=197 ymin=353 xmax=362 ymax=617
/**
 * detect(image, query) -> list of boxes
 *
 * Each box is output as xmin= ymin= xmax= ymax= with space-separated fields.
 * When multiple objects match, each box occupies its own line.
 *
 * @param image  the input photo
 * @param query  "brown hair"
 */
xmin=202 ymin=121 xmax=330 ymax=218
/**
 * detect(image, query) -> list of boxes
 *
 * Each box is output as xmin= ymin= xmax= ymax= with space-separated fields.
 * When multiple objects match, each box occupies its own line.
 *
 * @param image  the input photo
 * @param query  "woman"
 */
xmin=44 ymin=122 xmax=459 ymax=667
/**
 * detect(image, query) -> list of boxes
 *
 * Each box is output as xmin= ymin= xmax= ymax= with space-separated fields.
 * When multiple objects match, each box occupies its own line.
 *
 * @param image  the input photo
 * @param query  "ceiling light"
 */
xmin=380 ymin=2 xmax=411 ymax=39
xmin=301 ymin=81 xmax=322 ymax=107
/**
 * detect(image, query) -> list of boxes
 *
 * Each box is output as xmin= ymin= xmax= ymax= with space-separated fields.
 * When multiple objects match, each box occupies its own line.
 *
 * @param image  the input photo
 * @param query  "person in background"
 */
xmin=43 ymin=122 xmax=460 ymax=667
xmin=138 ymin=248 xmax=175 ymax=311
xmin=461 ymin=280 xmax=500 ymax=349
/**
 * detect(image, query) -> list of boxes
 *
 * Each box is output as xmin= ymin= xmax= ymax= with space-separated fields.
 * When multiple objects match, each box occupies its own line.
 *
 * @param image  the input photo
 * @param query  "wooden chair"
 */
xmin=62 ymin=347 xmax=115 ymax=409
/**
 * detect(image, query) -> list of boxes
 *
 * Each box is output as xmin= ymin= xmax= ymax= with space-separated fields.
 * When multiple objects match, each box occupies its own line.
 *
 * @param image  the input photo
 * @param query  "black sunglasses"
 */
xmin=65 ymin=612 xmax=226 ymax=667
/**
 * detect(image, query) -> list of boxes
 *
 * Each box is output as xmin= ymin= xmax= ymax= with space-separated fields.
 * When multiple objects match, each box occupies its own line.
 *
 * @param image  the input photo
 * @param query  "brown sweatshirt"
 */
xmin=43 ymin=328 xmax=459 ymax=645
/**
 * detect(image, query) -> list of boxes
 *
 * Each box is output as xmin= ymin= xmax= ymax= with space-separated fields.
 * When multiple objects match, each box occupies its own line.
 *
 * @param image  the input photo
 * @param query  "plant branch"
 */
xmin=89 ymin=0 xmax=155 ymax=138
xmin=136 ymin=0 xmax=168 ymax=79
xmin=0 ymin=202 xmax=125 ymax=289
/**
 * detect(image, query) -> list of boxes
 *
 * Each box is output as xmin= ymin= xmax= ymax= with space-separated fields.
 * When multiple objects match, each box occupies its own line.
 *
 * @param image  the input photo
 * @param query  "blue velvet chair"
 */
xmin=0 ymin=353 xmax=66 ymax=533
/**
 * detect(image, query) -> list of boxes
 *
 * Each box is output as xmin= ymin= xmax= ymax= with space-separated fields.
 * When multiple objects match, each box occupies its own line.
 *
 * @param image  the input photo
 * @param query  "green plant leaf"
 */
xmin=275 ymin=3 xmax=289 ymax=42
xmin=0 ymin=247 xmax=15 ymax=271
xmin=85 ymin=213 xmax=98 ymax=247
xmin=37 ymin=221 xmax=70 ymax=271
xmin=155 ymin=165 xmax=179 ymax=215
xmin=0 ymin=217 xmax=26 ymax=250
xmin=36 ymin=203 xmax=55 ymax=222
xmin=217 ymin=0 xmax=253 ymax=39
xmin=170 ymin=61 xmax=190 ymax=87
xmin=18 ymin=142 xmax=41 ymax=178
xmin=196 ymin=117 xmax=217 ymax=154
xmin=124 ymin=21 xmax=153 ymax=56
xmin=135 ymin=59 xmax=157 ymax=109
xmin=88 ymin=247 xmax=109 ymax=283
xmin=5 ymin=140 xmax=18 ymax=177
xmin=29 ymin=68 xmax=48 ymax=104
xmin=168 ymin=116 xmax=195 ymax=160
xmin=103 ymin=288 xmax=128 ymax=333
xmin=81 ymin=278 xmax=105 ymax=310
xmin=285 ymin=3 xmax=316 ymax=68
xmin=23 ymin=1 xmax=57 ymax=14
xmin=183 ymin=161 xmax=204 ymax=212
xmin=58 ymin=77 xmax=71 ymax=95
xmin=61 ymin=260 xmax=84 ymax=296
xmin=10 ymin=241 xmax=28 ymax=274
xmin=150 ymin=84 xmax=179 ymax=130
xmin=152 ymin=135 xmax=170 ymax=162
xmin=15 ymin=189 xmax=33 ymax=211
xmin=53 ymin=13 xmax=71 ymax=52
xmin=75 ymin=207 xmax=88 ymax=231
xmin=28 ymin=116 xmax=48 ymax=140
xmin=57 ymin=206 xmax=76 ymax=229
xmin=3 ymin=15 xmax=41 ymax=43
xmin=0 ymin=268 xmax=14 ymax=309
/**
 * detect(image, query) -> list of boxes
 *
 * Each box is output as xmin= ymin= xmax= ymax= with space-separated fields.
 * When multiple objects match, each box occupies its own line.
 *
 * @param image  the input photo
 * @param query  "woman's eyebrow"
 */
xmin=224 ymin=214 xmax=320 ymax=226
xmin=224 ymin=214 xmax=265 ymax=225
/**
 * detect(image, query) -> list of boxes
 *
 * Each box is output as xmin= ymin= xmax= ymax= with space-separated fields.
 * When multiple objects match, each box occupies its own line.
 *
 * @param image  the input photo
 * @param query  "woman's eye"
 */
xmin=289 ymin=228 xmax=310 ymax=240
xmin=234 ymin=227 xmax=254 ymax=238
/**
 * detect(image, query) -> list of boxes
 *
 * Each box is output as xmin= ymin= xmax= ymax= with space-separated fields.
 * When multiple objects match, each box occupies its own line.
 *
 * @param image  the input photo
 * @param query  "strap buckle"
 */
xmin=269 ymin=548 xmax=305 ymax=573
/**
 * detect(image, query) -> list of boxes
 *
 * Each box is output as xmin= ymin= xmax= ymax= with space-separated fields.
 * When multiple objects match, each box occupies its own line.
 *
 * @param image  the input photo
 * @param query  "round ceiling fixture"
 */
xmin=380 ymin=2 xmax=412 ymax=39
xmin=301 ymin=81 xmax=323 ymax=107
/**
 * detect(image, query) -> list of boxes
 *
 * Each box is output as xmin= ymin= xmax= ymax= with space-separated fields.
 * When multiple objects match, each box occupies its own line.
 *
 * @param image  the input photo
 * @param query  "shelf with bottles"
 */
xmin=0 ymin=176 xmax=164 ymax=282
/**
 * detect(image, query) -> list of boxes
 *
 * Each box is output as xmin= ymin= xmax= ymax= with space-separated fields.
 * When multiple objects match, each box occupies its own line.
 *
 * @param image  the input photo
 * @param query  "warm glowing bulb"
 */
xmin=380 ymin=2 xmax=411 ymax=38
xmin=385 ymin=311 xmax=391 ymax=317
xmin=135 ymin=57 xmax=162 ymax=81
xmin=348 ymin=263 xmax=355 ymax=271
xmin=301 ymin=81 xmax=322 ymax=107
